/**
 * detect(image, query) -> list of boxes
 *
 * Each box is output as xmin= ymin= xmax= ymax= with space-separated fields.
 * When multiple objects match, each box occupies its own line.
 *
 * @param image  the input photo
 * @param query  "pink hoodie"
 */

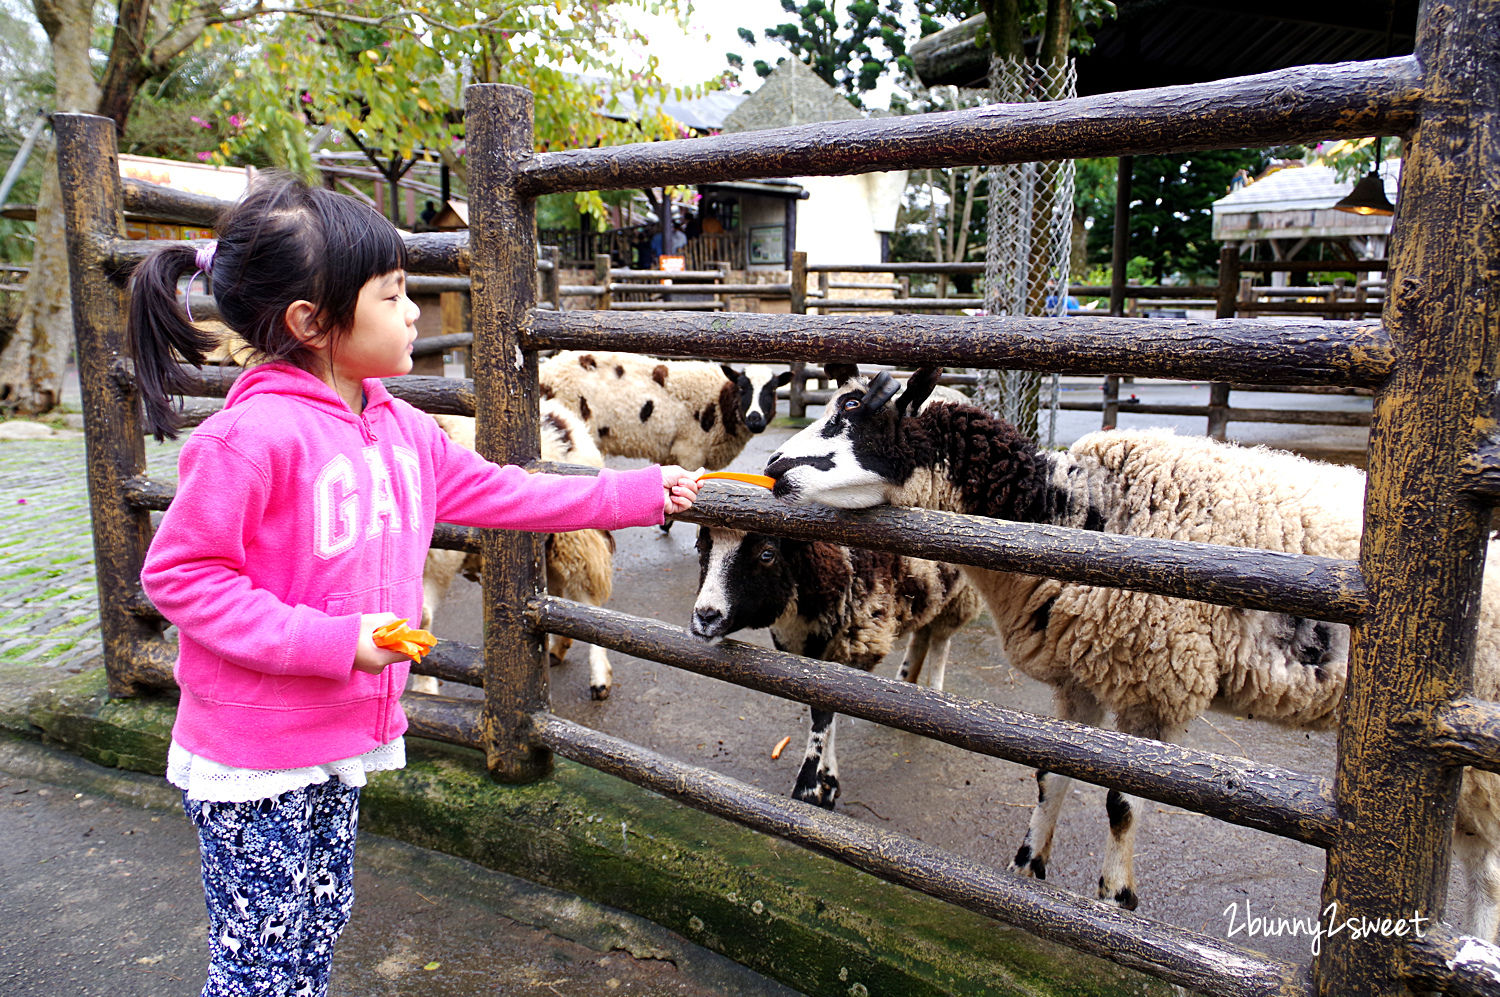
xmin=142 ymin=363 xmax=665 ymax=770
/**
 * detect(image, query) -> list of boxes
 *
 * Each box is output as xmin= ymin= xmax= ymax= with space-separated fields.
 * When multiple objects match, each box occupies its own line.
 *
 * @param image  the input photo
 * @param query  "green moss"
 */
xmin=17 ymin=671 xmax=1171 ymax=997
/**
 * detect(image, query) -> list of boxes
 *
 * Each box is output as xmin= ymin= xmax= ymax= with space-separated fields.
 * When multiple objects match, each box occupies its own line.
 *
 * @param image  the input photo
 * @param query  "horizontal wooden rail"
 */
xmin=812 ymin=298 xmax=986 ymax=310
xmin=534 ymin=597 xmax=1340 ymax=847
xmin=168 ymin=365 xmax=478 ymax=415
xmin=808 ymin=261 xmax=987 ymax=274
xmin=1403 ymin=928 xmax=1500 ymax=997
xmin=1431 ymin=697 xmax=1500 ymax=775
xmin=1461 ymin=444 xmax=1500 ymax=502
xmin=528 ymin=311 xmax=1395 ymax=388
xmin=104 ymin=231 xmax=469 ymax=277
xmin=677 ymin=487 xmax=1369 ymax=623
xmin=529 ymin=712 xmax=1313 ymax=997
xmin=519 ymin=57 xmax=1420 ymax=195
xmin=1061 ymin=401 xmax=1372 ymax=427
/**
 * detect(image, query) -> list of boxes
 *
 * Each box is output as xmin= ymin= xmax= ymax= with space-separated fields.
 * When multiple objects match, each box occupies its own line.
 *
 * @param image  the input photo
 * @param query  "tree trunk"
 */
xmin=8 ymin=0 xmax=209 ymax=414
xmin=4 ymin=0 xmax=100 ymax=413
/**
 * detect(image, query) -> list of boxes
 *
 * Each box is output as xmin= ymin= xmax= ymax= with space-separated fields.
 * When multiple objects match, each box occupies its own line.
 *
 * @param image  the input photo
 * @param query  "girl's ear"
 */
xmin=284 ymin=300 xmax=325 ymax=347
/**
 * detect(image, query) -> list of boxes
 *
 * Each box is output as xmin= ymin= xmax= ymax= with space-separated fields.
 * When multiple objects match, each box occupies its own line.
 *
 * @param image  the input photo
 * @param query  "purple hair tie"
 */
xmin=184 ymin=241 xmax=217 ymax=322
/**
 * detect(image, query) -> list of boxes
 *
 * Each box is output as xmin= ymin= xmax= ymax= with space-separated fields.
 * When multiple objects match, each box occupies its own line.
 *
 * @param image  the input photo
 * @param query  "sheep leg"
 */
xmin=897 ymin=630 xmax=933 ymax=684
xmin=793 ymin=709 xmax=840 ymax=809
xmin=1095 ymin=712 xmax=1188 ymax=912
xmin=586 ymin=642 xmax=613 ymax=701
xmin=411 ymin=549 xmax=464 ymax=696
xmin=1454 ymin=769 xmax=1500 ymax=941
xmin=1011 ymin=685 xmax=1104 ymax=881
xmin=920 ymin=635 xmax=953 ymax=692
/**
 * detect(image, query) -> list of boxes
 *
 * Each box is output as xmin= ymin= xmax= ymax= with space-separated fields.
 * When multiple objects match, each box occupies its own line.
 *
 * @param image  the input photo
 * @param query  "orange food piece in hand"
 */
xmin=697 ymin=470 xmax=776 ymax=489
xmin=372 ymin=619 xmax=438 ymax=661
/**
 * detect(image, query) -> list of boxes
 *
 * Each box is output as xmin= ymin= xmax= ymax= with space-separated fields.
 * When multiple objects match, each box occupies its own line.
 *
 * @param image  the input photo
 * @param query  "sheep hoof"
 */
xmin=1010 ymin=845 xmax=1046 ymax=880
xmin=589 ymin=683 xmax=611 ymax=701
xmin=1097 ymin=878 xmax=1139 ymax=911
xmin=658 ymin=521 xmax=674 ymax=534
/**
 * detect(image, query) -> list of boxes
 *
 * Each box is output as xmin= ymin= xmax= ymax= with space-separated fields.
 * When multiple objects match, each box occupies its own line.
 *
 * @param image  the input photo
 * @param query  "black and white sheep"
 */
xmin=538 ymin=350 xmax=790 ymax=470
xmin=691 ymin=525 xmax=980 ymax=807
xmin=764 ymin=367 xmax=1500 ymax=939
xmin=419 ymin=400 xmax=620 ymax=699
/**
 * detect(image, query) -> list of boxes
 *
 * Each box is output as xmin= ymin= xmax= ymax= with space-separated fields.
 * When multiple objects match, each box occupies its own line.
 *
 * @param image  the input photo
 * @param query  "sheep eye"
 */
xmin=841 ymin=396 xmax=861 ymax=412
xmin=758 ymin=547 xmax=776 ymax=564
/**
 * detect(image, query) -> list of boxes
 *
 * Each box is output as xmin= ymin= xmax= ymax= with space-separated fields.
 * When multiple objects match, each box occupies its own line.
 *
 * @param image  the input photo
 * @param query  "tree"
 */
xmin=4 ymin=0 xmax=692 ymax=414
xmin=1080 ymin=151 xmax=1264 ymax=283
xmin=2 ymin=0 xmax=253 ymax=414
xmin=211 ymin=1 xmax=693 ymax=227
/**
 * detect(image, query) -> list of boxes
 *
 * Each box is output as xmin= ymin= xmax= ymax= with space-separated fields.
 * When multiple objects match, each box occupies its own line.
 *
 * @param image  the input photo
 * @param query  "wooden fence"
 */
xmin=55 ymin=1 xmax=1500 ymax=991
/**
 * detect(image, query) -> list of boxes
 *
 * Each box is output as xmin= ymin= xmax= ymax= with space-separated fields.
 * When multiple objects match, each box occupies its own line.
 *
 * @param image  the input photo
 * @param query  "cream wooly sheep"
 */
xmin=538 ymin=350 xmax=790 ymax=471
xmin=691 ymin=526 xmax=980 ymax=807
xmin=417 ymin=400 xmax=619 ymax=699
xmin=764 ymin=367 xmax=1500 ymax=940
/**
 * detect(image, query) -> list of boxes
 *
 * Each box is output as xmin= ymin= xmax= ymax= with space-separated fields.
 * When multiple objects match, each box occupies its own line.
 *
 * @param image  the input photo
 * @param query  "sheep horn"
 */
xmin=865 ymin=371 xmax=901 ymax=412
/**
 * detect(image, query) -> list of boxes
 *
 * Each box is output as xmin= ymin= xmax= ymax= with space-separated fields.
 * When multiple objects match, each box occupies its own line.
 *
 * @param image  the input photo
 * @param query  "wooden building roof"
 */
xmin=910 ymin=0 xmax=1418 ymax=96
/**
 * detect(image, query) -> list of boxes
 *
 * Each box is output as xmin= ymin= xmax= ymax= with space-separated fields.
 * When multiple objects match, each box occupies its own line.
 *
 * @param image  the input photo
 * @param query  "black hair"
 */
xmin=127 ymin=171 xmax=408 ymax=440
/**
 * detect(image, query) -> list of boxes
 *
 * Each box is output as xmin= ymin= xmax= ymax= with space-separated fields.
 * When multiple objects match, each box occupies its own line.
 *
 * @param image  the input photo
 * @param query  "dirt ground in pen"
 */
xmin=429 ymin=379 xmax=1462 ymax=972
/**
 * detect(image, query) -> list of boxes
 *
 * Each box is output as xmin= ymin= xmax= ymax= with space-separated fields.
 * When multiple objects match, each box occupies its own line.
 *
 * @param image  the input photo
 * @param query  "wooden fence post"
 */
xmin=789 ymin=251 xmax=808 ymax=417
xmin=1207 ymin=245 xmax=1241 ymax=440
xmin=54 ymin=113 xmax=174 ymax=697
xmin=1315 ymin=1 xmax=1499 ymax=990
xmin=466 ymin=83 xmax=550 ymax=783
xmin=594 ymin=253 xmax=612 ymax=311
xmin=540 ymin=244 xmax=561 ymax=311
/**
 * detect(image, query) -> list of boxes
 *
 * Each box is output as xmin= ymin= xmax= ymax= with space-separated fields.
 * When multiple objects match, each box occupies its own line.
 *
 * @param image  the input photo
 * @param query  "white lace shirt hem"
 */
xmin=166 ymin=737 xmax=407 ymax=803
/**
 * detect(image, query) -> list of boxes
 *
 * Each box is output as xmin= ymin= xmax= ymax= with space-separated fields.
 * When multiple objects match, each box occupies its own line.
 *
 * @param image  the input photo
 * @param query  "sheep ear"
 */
xmin=823 ymin=363 xmax=858 ymax=385
xmin=865 ymin=371 xmax=901 ymax=412
xmin=897 ymin=367 xmax=942 ymax=415
xmin=719 ymin=363 xmax=743 ymax=383
xmin=774 ymin=370 xmax=792 ymax=387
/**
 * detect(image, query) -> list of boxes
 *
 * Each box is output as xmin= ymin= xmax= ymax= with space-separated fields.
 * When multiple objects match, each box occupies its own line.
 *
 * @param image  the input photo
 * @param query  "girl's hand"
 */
xmin=661 ymin=465 xmax=702 ymax=516
xmin=355 ymin=613 xmax=409 ymax=674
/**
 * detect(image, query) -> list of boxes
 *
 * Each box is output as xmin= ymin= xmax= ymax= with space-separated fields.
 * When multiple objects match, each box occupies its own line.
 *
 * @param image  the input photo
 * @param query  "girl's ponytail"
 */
xmin=127 ymin=243 xmax=221 ymax=441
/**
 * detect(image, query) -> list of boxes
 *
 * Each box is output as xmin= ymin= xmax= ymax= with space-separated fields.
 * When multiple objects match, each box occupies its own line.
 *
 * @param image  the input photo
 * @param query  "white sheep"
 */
xmin=691 ymin=525 xmax=980 ymax=807
xmin=538 ymin=350 xmax=790 ymax=471
xmin=418 ymin=400 xmax=620 ymax=699
xmin=764 ymin=367 xmax=1500 ymax=939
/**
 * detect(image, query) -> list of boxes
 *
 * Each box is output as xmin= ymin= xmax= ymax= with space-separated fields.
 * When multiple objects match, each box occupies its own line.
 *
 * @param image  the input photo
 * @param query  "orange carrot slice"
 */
xmin=373 ymin=619 xmax=438 ymax=662
xmin=771 ymin=735 xmax=792 ymax=760
xmin=698 ymin=470 xmax=776 ymax=489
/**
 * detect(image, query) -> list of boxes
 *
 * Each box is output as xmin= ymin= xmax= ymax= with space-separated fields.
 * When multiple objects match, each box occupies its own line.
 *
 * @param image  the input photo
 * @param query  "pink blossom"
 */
xmin=196 ymin=151 xmax=212 ymax=162
xmin=301 ymin=93 xmax=314 ymax=104
xmin=190 ymin=115 xmax=211 ymax=129
xmin=228 ymin=114 xmax=244 ymax=129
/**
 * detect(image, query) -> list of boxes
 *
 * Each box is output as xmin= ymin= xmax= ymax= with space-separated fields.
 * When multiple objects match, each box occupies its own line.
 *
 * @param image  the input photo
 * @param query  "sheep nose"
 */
xmin=745 ymin=411 xmax=766 ymax=432
xmin=691 ymin=607 xmax=724 ymax=638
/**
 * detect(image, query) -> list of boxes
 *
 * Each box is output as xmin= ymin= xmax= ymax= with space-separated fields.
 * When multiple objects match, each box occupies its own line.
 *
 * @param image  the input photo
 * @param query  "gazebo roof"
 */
xmin=1211 ymin=162 xmax=1401 ymax=241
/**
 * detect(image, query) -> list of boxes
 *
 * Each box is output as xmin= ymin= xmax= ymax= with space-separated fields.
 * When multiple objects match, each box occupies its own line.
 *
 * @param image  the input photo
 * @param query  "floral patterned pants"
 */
xmin=184 ymin=781 xmax=359 ymax=997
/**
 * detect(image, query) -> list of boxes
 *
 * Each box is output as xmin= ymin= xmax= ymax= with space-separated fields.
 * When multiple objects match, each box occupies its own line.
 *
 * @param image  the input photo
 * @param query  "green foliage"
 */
xmin=206 ymin=1 xmax=694 ymax=226
xmin=1078 ymin=151 xmax=1269 ymax=282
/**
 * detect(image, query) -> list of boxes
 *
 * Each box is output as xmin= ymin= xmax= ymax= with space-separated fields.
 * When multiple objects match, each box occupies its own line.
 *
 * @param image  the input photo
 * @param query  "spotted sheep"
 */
xmin=765 ymin=366 xmax=1500 ymax=939
xmin=691 ymin=525 xmax=980 ymax=808
xmin=418 ymin=399 xmax=620 ymax=699
xmin=538 ymin=350 xmax=790 ymax=471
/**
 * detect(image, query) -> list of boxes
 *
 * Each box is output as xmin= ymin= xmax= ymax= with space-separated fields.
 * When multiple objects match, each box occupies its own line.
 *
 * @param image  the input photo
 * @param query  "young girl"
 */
xmin=132 ymin=173 xmax=701 ymax=997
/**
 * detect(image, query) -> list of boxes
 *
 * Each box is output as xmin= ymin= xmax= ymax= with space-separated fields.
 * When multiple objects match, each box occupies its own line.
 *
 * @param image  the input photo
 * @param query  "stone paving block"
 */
xmin=0 ymin=436 xmax=183 ymax=670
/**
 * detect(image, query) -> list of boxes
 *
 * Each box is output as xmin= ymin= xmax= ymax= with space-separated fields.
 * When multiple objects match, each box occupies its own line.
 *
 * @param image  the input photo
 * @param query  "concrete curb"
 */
xmin=13 ymin=666 xmax=1172 ymax=997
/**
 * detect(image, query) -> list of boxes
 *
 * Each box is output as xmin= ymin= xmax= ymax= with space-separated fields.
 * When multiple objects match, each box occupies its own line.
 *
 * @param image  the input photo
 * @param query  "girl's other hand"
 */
xmin=660 ymin=465 xmax=702 ymax=516
xmin=355 ymin=613 xmax=408 ymax=674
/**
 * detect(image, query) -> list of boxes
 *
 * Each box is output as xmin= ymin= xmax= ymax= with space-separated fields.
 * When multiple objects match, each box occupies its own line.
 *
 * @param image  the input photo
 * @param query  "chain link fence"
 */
xmin=972 ymin=56 xmax=1077 ymax=447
